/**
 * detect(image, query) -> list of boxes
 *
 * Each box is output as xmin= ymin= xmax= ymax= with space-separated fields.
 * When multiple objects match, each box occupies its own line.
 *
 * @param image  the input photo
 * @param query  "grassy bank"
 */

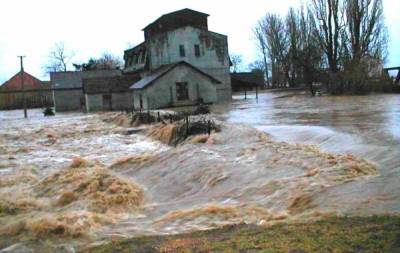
xmin=83 ymin=215 xmax=400 ymax=253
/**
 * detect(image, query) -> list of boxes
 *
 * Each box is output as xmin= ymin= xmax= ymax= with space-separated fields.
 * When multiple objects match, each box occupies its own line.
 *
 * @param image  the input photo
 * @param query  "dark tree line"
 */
xmin=254 ymin=0 xmax=390 ymax=94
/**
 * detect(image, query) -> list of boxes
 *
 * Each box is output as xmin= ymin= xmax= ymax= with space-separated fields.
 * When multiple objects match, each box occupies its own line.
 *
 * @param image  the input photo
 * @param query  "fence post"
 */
xmin=244 ymin=89 xmax=247 ymax=100
xmin=207 ymin=120 xmax=211 ymax=135
xmin=157 ymin=111 xmax=160 ymax=122
xmin=256 ymin=85 xmax=258 ymax=100
xmin=185 ymin=116 xmax=189 ymax=137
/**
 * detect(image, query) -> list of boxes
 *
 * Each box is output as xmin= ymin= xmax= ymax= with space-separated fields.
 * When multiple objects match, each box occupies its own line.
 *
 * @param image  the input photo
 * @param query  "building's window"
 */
xmin=176 ymin=82 xmax=189 ymax=101
xmin=194 ymin=44 xmax=200 ymax=57
xmin=179 ymin=45 xmax=185 ymax=57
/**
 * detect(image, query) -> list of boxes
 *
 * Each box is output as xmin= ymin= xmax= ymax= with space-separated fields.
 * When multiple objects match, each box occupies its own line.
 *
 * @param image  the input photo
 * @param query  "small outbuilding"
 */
xmin=130 ymin=61 xmax=220 ymax=109
xmin=231 ymin=72 xmax=265 ymax=92
xmin=83 ymin=73 xmax=140 ymax=112
xmin=0 ymin=71 xmax=53 ymax=110
xmin=50 ymin=71 xmax=84 ymax=112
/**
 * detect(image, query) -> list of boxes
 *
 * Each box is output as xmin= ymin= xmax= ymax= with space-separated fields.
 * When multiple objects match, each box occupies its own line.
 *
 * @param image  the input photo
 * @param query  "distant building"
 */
xmin=0 ymin=71 xmax=52 ymax=110
xmin=83 ymin=71 xmax=139 ymax=112
xmin=50 ymin=71 xmax=84 ymax=112
xmin=124 ymin=8 xmax=232 ymax=110
xmin=231 ymin=72 xmax=265 ymax=92
xmin=51 ymin=69 xmax=138 ymax=112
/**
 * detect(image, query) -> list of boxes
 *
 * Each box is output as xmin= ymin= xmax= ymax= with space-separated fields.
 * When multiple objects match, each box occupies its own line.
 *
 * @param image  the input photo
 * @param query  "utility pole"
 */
xmin=18 ymin=56 xmax=27 ymax=118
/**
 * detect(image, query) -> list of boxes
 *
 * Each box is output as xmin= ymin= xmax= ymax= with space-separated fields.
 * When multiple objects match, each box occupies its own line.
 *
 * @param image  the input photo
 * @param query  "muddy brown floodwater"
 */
xmin=219 ymin=91 xmax=400 ymax=214
xmin=0 ymin=92 xmax=399 ymax=252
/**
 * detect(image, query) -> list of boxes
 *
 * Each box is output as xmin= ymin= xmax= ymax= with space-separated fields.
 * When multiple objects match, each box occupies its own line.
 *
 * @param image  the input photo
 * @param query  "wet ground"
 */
xmin=0 ymin=92 xmax=399 ymax=252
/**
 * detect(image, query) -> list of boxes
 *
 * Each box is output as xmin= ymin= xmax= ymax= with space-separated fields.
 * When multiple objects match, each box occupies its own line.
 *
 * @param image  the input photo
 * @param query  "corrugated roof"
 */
xmin=130 ymin=61 xmax=221 ymax=90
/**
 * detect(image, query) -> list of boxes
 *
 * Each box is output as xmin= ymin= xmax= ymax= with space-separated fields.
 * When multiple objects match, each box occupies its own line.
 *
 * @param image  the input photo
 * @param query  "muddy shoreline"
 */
xmin=83 ymin=215 xmax=400 ymax=253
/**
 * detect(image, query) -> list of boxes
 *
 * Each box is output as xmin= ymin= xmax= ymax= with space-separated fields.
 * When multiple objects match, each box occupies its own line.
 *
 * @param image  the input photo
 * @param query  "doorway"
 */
xmin=102 ymin=94 xmax=112 ymax=111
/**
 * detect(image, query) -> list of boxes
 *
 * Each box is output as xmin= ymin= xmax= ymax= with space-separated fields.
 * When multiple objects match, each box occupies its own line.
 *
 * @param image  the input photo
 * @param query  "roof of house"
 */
xmin=83 ymin=74 xmax=141 ymax=94
xmin=0 ymin=71 xmax=46 ymax=91
xmin=124 ymin=42 xmax=147 ymax=54
xmin=231 ymin=72 xmax=264 ymax=87
xmin=130 ymin=61 xmax=221 ymax=90
xmin=142 ymin=8 xmax=209 ymax=31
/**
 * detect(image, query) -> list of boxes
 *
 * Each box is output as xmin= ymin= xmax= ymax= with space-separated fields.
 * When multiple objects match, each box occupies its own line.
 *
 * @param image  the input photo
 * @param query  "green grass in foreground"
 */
xmin=83 ymin=216 xmax=400 ymax=253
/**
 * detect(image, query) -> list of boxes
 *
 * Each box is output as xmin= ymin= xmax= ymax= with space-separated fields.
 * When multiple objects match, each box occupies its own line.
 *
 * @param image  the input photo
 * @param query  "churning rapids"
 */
xmin=0 ymin=91 xmax=399 ymax=252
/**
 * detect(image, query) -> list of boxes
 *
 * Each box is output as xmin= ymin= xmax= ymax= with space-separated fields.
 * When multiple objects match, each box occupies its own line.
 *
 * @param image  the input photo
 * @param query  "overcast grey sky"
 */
xmin=0 ymin=0 xmax=399 ymax=83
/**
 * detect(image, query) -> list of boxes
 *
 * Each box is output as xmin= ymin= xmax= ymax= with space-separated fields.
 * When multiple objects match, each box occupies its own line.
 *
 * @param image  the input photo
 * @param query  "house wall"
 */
xmin=0 ymin=91 xmax=53 ymax=110
xmin=147 ymin=26 xmax=231 ymax=101
xmin=51 ymin=72 xmax=84 ymax=112
xmin=0 ymin=72 xmax=53 ymax=110
xmin=51 ymin=70 xmax=124 ymax=112
xmin=54 ymin=89 xmax=84 ymax=112
xmin=86 ymin=92 xmax=133 ymax=112
xmin=133 ymin=64 xmax=217 ymax=110
xmin=85 ymin=94 xmax=102 ymax=112
xmin=112 ymin=92 xmax=134 ymax=110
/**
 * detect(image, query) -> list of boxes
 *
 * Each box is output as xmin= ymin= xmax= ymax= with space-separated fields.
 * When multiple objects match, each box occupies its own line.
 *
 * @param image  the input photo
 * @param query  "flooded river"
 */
xmin=221 ymin=92 xmax=400 ymax=214
xmin=0 ymin=92 xmax=399 ymax=252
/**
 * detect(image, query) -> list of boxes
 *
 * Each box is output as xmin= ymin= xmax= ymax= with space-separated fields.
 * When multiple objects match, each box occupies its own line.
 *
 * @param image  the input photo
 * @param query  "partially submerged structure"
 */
xmin=51 ymin=70 xmax=138 ymax=112
xmin=231 ymin=72 xmax=264 ymax=92
xmin=125 ymin=8 xmax=232 ymax=110
xmin=83 ymin=72 xmax=139 ymax=112
xmin=0 ymin=71 xmax=52 ymax=110
xmin=48 ymin=8 xmax=232 ymax=112
xmin=50 ymin=71 xmax=84 ymax=112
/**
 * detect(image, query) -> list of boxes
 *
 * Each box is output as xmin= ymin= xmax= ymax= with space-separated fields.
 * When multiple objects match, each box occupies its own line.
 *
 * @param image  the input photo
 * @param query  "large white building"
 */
xmin=124 ymin=8 xmax=232 ymax=110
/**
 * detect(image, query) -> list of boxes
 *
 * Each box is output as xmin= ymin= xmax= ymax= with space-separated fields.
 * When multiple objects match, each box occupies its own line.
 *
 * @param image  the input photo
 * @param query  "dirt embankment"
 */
xmin=84 ymin=216 xmax=400 ymax=253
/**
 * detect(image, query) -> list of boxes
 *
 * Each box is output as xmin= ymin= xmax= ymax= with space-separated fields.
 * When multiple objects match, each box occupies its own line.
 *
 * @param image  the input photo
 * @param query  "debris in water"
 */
xmin=147 ymin=119 xmax=220 ymax=146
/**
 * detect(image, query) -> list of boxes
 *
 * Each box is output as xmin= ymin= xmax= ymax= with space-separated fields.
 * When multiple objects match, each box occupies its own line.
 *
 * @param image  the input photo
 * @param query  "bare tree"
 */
xmin=253 ymin=21 xmax=270 ymax=87
xmin=310 ymin=0 xmax=345 ymax=73
xmin=44 ymin=42 xmax=75 ymax=73
xmin=230 ymin=54 xmax=243 ymax=73
xmin=253 ymin=0 xmax=388 ymax=94
xmin=263 ymin=13 xmax=289 ymax=87
xmin=285 ymin=8 xmax=302 ymax=87
xmin=248 ymin=60 xmax=266 ymax=74
xmin=344 ymin=0 xmax=387 ymax=62
xmin=298 ymin=7 xmax=324 ymax=95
